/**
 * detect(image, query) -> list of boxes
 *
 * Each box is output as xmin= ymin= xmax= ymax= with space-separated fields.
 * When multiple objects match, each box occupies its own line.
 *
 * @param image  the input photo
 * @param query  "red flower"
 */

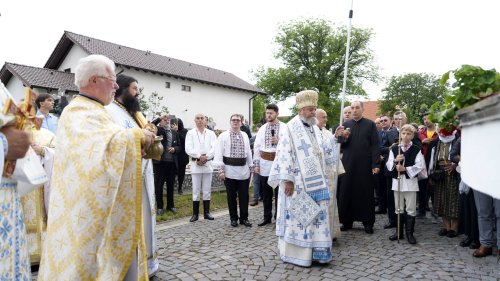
xmin=438 ymin=124 xmax=457 ymax=136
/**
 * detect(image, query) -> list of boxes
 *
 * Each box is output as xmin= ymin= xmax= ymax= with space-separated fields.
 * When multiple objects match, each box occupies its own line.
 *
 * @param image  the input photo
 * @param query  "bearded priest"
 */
xmin=268 ymin=90 xmax=334 ymax=267
xmin=106 ymin=74 xmax=159 ymax=277
xmin=38 ymin=55 xmax=156 ymax=281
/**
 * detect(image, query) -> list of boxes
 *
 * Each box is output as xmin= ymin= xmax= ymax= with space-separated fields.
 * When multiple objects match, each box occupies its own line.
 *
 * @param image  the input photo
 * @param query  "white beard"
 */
xmin=300 ymin=116 xmax=317 ymax=126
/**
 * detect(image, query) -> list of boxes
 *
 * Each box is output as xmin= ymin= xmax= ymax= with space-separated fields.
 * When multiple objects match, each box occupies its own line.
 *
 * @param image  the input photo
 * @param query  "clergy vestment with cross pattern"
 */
xmin=38 ymin=96 xmax=149 ymax=281
xmin=268 ymin=116 xmax=333 ymax=267
xmin=20 ymin=128 xmax=56 ymax=266
xmin=0 ymin=123 xmax=31 ymax=279
xmin=106 ymin=101 xmax=159 ymax=277
xmin=319 ymin=127 xmax=341 ymax=240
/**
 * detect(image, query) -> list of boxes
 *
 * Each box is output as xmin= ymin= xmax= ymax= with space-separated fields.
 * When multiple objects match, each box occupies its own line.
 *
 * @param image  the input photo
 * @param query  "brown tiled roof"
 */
xmin=0 ymin=63 xmax=78 ymax=92
xmin=44 ymin=31 xmax=266 ymax=95
xmin=363 ymin=100 xmax=380 ymax=121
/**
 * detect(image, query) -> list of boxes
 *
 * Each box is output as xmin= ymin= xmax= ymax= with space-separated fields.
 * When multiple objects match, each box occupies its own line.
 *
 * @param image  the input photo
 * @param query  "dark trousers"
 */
xmin=375 ymin=174 xmax=387 ymax=211
xmin=386 ymin=176 xmax=396 ymax=224
xmin=153 ymin=161 xmax=176 ymax=210
xmin=417 ymin=179 xmax=429 ymax=215
xmin=260 ymin=176 xmax=279 ymax=221
xmin=177 ymin=164 xmax=187 ymax=191
xmin=224 ymin=177 xmax=250 ymax=222
xmin=460 ymin=191 xmax=479 ymax=241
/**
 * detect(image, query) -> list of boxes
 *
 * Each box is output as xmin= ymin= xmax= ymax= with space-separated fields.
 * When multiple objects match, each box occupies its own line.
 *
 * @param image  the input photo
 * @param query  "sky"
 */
xmin=1 ymin=0 xmax=499 ymax=115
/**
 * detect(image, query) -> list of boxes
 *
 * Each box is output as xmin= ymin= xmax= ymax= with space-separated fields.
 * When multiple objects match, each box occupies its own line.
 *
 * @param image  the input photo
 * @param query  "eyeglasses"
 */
xmin=231 ymin=119 xmax=241 ymax=122
xmin=394 ymin=117 xmax=403 ymax=120
xmin=195 ymin=117 xmax=205 ymax=120
xmin=381 ymin=119 xmax=389 ymax=122
xmin=96 ymin=75 xmax=117 ymax=83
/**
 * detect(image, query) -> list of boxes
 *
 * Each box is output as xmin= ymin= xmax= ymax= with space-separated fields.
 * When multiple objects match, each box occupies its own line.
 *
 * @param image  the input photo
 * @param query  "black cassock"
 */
xmin=338 ymin=117 xmax=380 ymax=226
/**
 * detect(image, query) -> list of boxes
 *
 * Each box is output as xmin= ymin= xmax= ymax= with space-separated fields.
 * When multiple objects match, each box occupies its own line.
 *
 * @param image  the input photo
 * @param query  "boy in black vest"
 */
xmin=386 ymin=124 xmax=426 ymax=244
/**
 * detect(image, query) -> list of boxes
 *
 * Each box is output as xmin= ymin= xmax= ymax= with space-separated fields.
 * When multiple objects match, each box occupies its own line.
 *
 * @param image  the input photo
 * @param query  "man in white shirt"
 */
xmin=214 ymin=114 xmax=253 ymax=227
xmin=35 ymin=93 xmax=58 ymax=134
xmin=253 ymin=104 xmax=285 ymax=226
xmin=185 ymin=113 xmax=217 ymax=222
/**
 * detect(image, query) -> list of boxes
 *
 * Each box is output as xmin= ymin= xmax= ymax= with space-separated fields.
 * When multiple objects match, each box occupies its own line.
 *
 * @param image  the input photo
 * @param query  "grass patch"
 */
xmin=156 ymin=187 xmax=254 ymax=222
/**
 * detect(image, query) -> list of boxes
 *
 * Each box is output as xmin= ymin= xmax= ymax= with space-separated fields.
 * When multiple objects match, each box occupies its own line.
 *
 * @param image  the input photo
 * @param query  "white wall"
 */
xmin=57 ymin=46 xmax=88 ymax=72
xmin=122 ymin=69 xmax=254 ymax=130
xmin=5 ymin=76 xmax=26 ymax=102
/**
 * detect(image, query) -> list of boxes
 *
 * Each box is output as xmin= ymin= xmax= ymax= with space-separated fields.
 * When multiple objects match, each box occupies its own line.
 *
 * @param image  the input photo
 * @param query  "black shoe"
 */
xmin=157 ymin=209 xmax=164 ymax=215
xmin=375 ymin=209 xmax=387 ymax=214
xmin=240 ymin=219 xmax=252 ymax=227
xmin=469 ymin=240 xmax=480 ymax=249
xmin=258 ymin=220 xmax=272 ymax=227
xmin=364 ymin=225 xmax=374 ymax=234
xmin=383 ymin=222 xmax=396 ymax=229
xmin=189 ymin=214 xmax=198 ymax=222
xmin=389 ymin=231 xmax=404 ymax=241
xmin=460 ymin=237 xmax=472 ymax=247
xmin=203 ymin=200 xmax=214 ymax=220
xmin=178 ymin=190 xmax=183 ymax=195
xmin=416 ymin=212 xmax=426 ymax=218
xmin=167 ymin=208 xmax=177 ymax=214
xmin=231 ymin=220 xmax=238 ymax=227
xmin=340 ymin=224 xmax=352 ymax=231
xmin=249 ymin=200 xmax=258 ymax=206
xmin=259 ymin=197 xmax=263 ymax=201
xmin=438 ymin=228 xmax=448 ymax=236
xmin=446 ymin=230 xmax=457 ymax=238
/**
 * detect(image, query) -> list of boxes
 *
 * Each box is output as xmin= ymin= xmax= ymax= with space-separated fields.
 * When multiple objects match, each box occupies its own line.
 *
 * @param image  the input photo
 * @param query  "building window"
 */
xmin=181 ymin=85 xmax=191 ymax=92
xmin=165 ymin=82 xmax=170 ymax=88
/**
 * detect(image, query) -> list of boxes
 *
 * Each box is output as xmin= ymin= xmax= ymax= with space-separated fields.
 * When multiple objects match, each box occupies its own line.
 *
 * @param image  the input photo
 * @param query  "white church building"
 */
xmin=0 ymin=31 xmax=265 ymax=130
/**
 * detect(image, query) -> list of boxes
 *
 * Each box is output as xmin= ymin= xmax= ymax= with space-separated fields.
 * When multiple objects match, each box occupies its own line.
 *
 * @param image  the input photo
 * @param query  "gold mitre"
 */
xmin=296 ymin=90 xmax=318 ymax=110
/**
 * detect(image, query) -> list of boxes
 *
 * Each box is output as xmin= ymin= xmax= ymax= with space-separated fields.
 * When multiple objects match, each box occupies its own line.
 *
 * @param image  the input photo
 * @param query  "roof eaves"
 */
xmin=6 ymin=63 xmax=31 ymax=88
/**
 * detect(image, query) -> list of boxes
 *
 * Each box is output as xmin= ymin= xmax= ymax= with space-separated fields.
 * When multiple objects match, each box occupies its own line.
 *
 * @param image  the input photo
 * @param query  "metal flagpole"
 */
xmin=334 ymin=0 xmax=354 ymax=231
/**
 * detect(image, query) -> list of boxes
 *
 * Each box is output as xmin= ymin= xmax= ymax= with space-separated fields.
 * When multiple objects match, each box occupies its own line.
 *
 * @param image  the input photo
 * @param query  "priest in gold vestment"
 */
xmin=38 ymin=55 xmax=156 ymax=281
xmin=21 ymin=127 xmax=56 ymax=265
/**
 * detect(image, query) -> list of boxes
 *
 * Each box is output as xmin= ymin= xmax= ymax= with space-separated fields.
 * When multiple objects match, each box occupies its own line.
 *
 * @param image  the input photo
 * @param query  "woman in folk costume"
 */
xmin=427 ymin=126 xmax=460 ymax=238
xmin=21 ymin=127 xmax=56 ymax=265
xmin=268 ymin=90 xmax=335 ymax=267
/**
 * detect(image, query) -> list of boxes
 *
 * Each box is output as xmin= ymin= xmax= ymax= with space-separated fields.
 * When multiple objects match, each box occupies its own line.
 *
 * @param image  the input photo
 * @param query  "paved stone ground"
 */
xmin=32 ymin=206 xmax=500 ymax=280
xmin=151 ymin=206 xmax=500 ymax=281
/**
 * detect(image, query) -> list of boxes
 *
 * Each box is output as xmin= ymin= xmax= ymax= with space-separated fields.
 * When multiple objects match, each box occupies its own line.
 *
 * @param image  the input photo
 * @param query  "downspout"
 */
xmin=249 ymin=93 xmax=259 ymax=130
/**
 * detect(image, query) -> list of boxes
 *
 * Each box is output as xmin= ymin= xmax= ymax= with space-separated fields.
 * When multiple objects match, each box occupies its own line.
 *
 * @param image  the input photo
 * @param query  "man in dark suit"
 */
xmin=153 ymin=114 xmax=183 ymax=214
xmin=379 ymin=115 xmax=399 ymax=228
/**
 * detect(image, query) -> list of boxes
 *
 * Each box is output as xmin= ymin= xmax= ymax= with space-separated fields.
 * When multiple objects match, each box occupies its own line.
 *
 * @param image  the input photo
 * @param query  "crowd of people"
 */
xmin=1 ymin=53 xmax=499 ymax=281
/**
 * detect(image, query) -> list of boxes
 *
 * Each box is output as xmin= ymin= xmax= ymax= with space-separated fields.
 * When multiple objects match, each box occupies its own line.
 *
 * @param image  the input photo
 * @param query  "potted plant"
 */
xmin=429 ymin=64 xmax=500 ymax=134
xmin=429 ymin=64 xmax=500 ymax=199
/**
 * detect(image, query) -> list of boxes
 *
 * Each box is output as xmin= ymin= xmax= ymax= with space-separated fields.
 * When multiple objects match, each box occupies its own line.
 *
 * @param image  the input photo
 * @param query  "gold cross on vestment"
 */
xmin=87 ymin=246 xmax=98 ymax=263
xmin=86 ymin=142 xmax=100 ymax=159
xmin=122 ymin=175 xmax=135 ymax=187
xmin=75 ymin=210 xmax=86 ymax=224
xmin=55 ymin=236 xmax=67 ymax=251
xmin=99 ymin=179 xmax=116 ymax=196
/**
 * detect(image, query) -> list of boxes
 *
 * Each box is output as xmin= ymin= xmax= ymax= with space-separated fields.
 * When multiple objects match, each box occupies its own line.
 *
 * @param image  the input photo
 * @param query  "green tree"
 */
xmin=251 ymin=94 xmax=269 ymax=129
xmin=379 ymin=73 xmax=446 ymax=124
xmin=138 ymin=88 xmax=169 ymax=118
xmin=253 ymin=18 xmax=379 ymax=128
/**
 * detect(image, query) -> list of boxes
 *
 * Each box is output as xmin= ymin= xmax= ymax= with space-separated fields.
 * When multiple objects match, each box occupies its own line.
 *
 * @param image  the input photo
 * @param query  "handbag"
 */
xmin=429 ymin=169 xmax=445 ymax=182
